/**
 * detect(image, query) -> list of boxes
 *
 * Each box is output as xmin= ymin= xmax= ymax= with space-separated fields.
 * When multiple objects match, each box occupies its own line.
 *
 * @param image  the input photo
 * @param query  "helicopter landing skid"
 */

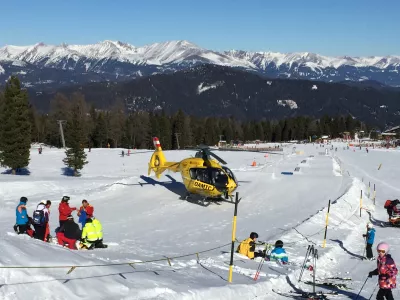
xmin=182 ymin=193 xmax=234 ymax=206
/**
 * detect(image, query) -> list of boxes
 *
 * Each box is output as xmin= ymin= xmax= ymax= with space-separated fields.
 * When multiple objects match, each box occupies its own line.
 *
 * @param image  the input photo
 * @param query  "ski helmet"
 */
xmin=62 ymin=196 xmax=70 ymax=202
xmin=20 ymin=196 xmax=28 ymax=203
xmin=250 ymin=232 xmax=259 ymax=239
xmin=367 ymin=222 xmax=373 ymax=229
xmin=377 ymin=242 xmax=389 ymax=253
xmin=275 ymin=240 xmax=284 ymax=248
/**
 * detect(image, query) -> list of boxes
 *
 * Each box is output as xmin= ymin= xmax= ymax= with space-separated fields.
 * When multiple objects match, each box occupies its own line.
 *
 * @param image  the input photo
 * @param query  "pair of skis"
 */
xmin=253 ymin=243 xmax=273 ymax=280
xmin=272 ymin=289 xmax=338 ymax=299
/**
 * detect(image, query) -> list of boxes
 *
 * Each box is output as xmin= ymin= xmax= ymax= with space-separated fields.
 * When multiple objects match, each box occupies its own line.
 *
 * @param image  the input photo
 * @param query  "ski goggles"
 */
xmin=377 ymin=250 xmax=386 ymax=253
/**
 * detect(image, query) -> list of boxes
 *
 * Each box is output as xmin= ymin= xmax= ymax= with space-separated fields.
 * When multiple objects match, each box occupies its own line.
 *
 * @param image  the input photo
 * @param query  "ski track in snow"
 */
xmin=0 ymin=144 xmax=399 ymax=299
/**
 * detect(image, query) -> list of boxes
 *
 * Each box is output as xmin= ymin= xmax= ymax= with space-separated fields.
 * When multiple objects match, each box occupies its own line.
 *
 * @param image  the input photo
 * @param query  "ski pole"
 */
xmin=355 ymin=277 xmax=369 ymax=300
xmin=368 ymin=283 xmax=378 ymax=300
xmin=298 ymin=245 xmax=311 ymax=282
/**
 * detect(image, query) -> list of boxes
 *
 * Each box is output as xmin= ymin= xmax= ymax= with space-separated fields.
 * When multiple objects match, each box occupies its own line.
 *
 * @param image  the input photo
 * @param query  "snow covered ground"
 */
xmin=0 ymin=143 xmax=399 ymax=299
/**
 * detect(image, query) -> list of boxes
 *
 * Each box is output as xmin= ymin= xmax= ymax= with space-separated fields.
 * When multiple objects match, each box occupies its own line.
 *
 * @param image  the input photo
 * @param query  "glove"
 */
xmin=368 ymin=271 xmax=374 ymax=278
xmin=363 ymin=234 xmax=366 ymax=237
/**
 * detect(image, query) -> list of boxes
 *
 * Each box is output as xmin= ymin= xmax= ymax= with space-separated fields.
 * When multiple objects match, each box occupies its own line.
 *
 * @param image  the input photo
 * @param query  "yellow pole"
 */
xmin=378 ymin=163 xmax=382 ymax=170
xmin=322 ymin=200 xmax=331 ymax=248
xmin=228 ymin=192 xmax=239 ymax=283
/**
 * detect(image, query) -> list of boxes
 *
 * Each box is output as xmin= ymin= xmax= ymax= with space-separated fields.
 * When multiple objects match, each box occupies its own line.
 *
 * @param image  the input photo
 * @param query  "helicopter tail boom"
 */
xmin=148 ymin=137 xmax=179 ymax=178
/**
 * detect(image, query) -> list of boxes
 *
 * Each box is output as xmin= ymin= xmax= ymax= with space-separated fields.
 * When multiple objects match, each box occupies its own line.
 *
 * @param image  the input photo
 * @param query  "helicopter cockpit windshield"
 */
xmin=222 ymin=166 xmax=237 ymax=184
xmin=189 ymin=167 xmax=229 ymax=189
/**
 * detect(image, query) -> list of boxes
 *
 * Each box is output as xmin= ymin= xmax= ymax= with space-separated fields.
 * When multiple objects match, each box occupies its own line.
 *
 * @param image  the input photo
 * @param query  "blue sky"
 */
xmin=1 ymin=0 xmax=398 ymax=56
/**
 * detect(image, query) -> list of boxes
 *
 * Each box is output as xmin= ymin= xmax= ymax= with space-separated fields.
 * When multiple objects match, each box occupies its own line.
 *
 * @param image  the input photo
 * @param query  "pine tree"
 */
xmin=0 ymin=76 xmax=31 ymax=174
xmin=63 ymin=96 xmax=88 ymax=176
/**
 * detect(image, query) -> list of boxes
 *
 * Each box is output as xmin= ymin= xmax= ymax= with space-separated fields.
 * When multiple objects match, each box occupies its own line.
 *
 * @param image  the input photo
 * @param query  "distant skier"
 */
xmin=237 ymin=232 xmax=259 ymax=259
xmin=269 ymin=240 xmax=288 ymax=264
xmin=56 ymin=215 xmax=81 ymax=249
xmin=369 ymin=242 xmax=398 ymax=300
xmin=121 ymin=150 xmax=125 ymax=157
xmin=14 ymin=197 xmax=34 ymax=237
xmin=77 ymin=199 xmax=94 ymax=228
xmin=58 ymin=196 xmax=77 ymax=228
xmin=363 ymin=223 xmax=375 ymax=260
xmin=366 ymin=148 xmax=369 ymax=153
xmin=32 ymin=200 xmax=52 ymax=242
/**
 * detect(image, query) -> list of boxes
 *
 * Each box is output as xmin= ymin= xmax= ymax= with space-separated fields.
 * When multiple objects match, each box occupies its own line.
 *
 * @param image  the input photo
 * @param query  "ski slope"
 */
xmin=0 ymin=144 xmax=398 ymax=299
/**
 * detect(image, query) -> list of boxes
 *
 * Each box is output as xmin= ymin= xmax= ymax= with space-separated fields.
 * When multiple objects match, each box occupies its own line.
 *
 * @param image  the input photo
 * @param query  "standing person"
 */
xmin=32 ymin=200 xmax=51 ymax=242
xmin=56 ymin=215 xmax=81 ymax=249
xmin=15 ymin=197 xmax=34 ymax=237
xmin=269 ymin=240 xmax=289 ymax=264
xmin=369 ymin=242 xmax=398 ymax=300
xmin=77 ymin=199 xmax=94 ymax=228
xmin=363 ymin=223 xmax=376 ymax=260
xmin=58 ymin=196 xmax=76 ymax=228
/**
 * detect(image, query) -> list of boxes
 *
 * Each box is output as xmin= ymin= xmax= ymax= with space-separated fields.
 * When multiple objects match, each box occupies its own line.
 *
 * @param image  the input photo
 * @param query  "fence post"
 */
xmin=322 ymin=200 xmax=331 ymax=248
xmin=228 ymin=192 xmax=239 ymax=283
xmin=373 ymin=184 xmax=376 ymax=206
xmin=368 ymin=182 xmax=370 ymax=198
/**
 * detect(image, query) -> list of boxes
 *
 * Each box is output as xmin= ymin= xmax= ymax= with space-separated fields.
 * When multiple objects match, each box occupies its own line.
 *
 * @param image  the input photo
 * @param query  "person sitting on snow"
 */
xmin=269 ymin=240 xmax=288 ymax=264
xmin=78 ymin=218 xmax=100 ymax=250
xmin=14 ymin=197 xmax=34 ymax=237
xmin=237 ymin=232 xmax=261 ymax=259
xmin=56 ymin=215 xmax=81 ymax=249
xmin=77 ymin=199 xmax=94 ymax=228
xmin=32 ymin=200 xmax=52 ymax=242
xmin=363 ymin=222 xmax=376 ymax=260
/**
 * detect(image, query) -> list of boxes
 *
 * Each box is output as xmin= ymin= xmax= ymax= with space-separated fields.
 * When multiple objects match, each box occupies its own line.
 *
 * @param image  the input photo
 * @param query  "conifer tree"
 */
xmin=63 ymin=96 xmax=88 ymax=176
xmin=0 ymin=76 xmax=31 ymax=174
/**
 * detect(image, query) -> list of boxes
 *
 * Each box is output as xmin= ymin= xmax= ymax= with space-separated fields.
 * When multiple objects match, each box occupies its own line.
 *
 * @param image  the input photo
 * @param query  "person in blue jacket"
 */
xmin=14 ymin=196 xmax=34 ymax=237
xmin=269 ymin=240 xmax=288 ymax=264
xmin=363 ymin=222 xmax=376 ymax=260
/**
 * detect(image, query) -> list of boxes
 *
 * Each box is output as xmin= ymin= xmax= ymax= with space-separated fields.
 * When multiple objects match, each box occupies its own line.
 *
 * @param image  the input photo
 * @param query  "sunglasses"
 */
xmin=377 ymin=250 xmax=386 ymax=253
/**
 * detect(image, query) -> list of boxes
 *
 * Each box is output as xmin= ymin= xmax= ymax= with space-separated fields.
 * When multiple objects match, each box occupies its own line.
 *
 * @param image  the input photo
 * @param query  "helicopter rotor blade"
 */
xmin=208 ymin=151 xmax=227 ymax=165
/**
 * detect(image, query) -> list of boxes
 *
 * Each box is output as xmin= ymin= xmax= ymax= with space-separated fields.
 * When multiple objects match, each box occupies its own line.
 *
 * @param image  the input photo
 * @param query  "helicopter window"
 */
xmin=189 ymin=168 xmax=227 ymax=185
xmin=222 ymin=166 xmax=237 ymax=184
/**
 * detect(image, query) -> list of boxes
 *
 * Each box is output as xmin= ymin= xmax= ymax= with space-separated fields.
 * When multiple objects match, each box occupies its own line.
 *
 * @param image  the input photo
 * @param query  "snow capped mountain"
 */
xmin=0 ymin=40 xmax=399 ymax=88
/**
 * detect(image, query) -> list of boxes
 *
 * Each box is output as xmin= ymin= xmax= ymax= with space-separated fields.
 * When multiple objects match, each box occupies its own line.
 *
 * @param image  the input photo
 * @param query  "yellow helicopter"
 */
xmin=148 ymin=137 xmax=238 ymax=201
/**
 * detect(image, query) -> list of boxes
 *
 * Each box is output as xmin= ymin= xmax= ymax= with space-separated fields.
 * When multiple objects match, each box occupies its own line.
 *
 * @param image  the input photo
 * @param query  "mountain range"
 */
xmin=1 ymin=40 xmax=400 ymax=89
xmin=30 ymin=64 xmax=400 ymax=128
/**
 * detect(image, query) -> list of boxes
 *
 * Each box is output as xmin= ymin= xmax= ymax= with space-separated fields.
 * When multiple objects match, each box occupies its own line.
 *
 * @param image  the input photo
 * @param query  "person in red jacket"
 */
xmin=77 ymin=199 xmax=94 ymax=228
xmin=58 ymin=196 xmax=76 ymax=227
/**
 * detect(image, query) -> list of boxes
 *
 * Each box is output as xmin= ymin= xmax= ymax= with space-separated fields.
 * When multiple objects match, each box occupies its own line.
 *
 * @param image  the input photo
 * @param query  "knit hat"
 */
xmin=275 ymin=240 xmax=284 ymax=248
xmin=377 ymin=242 xmax=389 ymax=253
xmin=20 ymin=197 xmax=28 ymax=203
xmin=62 ymin=196 xmax=70 ymax=202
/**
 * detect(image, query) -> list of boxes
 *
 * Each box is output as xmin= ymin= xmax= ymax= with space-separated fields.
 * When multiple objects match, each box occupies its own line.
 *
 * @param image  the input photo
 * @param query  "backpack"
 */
xmin=384 ymin=200 xmax=392 ymax=209
xmin=32 ymin=209 xmax=45 ymax=225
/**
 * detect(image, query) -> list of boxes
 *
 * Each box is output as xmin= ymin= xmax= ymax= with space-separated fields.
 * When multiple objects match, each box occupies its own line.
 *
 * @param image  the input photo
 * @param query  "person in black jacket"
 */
xmin=56 ymin=215 xmax=81 ymax=249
